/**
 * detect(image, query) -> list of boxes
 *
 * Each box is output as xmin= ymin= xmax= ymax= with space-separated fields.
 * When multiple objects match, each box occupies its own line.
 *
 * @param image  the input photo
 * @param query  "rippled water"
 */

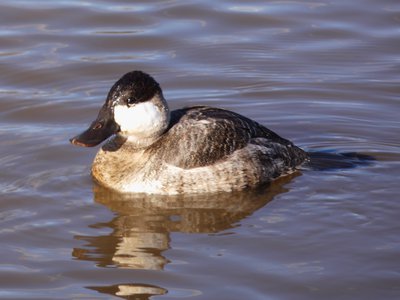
xmin=1 ymin=0 xmax=399 ymax=299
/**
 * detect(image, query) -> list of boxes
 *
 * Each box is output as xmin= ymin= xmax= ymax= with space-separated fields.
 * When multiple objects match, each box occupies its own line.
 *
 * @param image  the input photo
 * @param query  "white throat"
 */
xmin=113 ymin=94 xmax=170 ymax=147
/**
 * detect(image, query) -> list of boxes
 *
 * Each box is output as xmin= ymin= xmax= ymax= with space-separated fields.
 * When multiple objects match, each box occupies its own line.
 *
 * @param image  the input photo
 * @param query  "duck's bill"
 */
xmin=70 ymin=105 xmax=120 ymax=147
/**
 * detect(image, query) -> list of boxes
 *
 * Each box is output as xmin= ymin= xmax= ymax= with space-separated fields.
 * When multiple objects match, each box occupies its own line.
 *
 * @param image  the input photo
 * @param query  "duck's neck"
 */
xmin=114 ymin=93 xmax=170 ymax=149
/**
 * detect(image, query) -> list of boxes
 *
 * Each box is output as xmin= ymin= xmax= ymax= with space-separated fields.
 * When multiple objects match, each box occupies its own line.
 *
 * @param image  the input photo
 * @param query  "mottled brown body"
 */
xmin=92 ymin=106 xmax=308 ymax=195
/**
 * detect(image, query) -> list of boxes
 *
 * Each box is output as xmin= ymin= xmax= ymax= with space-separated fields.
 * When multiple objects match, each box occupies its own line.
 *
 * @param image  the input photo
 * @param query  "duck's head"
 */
xmin=70 ymin=71 xmax=170 ymax=147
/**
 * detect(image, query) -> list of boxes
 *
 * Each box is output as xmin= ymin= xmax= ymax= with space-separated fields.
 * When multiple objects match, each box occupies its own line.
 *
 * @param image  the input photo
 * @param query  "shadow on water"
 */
xmin=72 ymin=174 xmax=299 ymax=299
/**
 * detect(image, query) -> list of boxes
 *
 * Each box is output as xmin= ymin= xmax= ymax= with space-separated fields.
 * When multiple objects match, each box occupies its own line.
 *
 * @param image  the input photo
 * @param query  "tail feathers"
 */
xmin=304 ymin=151 xmax=375 ymax=171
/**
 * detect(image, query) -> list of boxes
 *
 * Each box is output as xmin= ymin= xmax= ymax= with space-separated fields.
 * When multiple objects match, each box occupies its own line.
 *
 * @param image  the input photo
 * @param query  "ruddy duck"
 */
xmin=70 ymin=71 xmax=308 ymax=194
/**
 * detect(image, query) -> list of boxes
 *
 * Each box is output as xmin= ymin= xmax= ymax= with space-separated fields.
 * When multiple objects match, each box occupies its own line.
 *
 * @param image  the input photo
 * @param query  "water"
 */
xmin=1 ymin=0 xmax=399 ymax=299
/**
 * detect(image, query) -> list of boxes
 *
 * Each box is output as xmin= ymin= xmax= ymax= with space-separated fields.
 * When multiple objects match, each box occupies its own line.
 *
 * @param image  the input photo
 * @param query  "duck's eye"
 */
xmin=127 ymin=97 xmax=136 ymax=106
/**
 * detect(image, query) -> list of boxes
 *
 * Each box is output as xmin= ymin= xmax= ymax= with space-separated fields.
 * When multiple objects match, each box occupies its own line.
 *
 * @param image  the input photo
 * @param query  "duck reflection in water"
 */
xmin=72 ymin=174 xmax=298 ymax=299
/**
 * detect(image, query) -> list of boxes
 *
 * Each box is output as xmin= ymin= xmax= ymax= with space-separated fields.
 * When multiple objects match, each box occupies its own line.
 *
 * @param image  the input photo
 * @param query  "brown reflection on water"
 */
xmin=73 ymin=174 xmax=298 ymax=299
xmin=88 ymin=283 xmax=167 ymax=300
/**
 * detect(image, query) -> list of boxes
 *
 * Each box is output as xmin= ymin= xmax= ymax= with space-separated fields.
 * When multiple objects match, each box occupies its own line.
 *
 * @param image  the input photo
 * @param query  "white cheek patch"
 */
xmin=114 ymin=101 xmax=163 ymax=136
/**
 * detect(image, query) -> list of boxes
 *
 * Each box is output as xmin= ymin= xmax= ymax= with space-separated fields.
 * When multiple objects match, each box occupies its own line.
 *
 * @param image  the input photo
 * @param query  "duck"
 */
xmin=70 ymin=71 xmax=308 ymax=195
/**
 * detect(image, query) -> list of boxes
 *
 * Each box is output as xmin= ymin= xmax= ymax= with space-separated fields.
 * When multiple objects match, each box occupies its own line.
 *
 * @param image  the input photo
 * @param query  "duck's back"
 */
xmin=149 ymin=106 xmax=307 ymax=169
